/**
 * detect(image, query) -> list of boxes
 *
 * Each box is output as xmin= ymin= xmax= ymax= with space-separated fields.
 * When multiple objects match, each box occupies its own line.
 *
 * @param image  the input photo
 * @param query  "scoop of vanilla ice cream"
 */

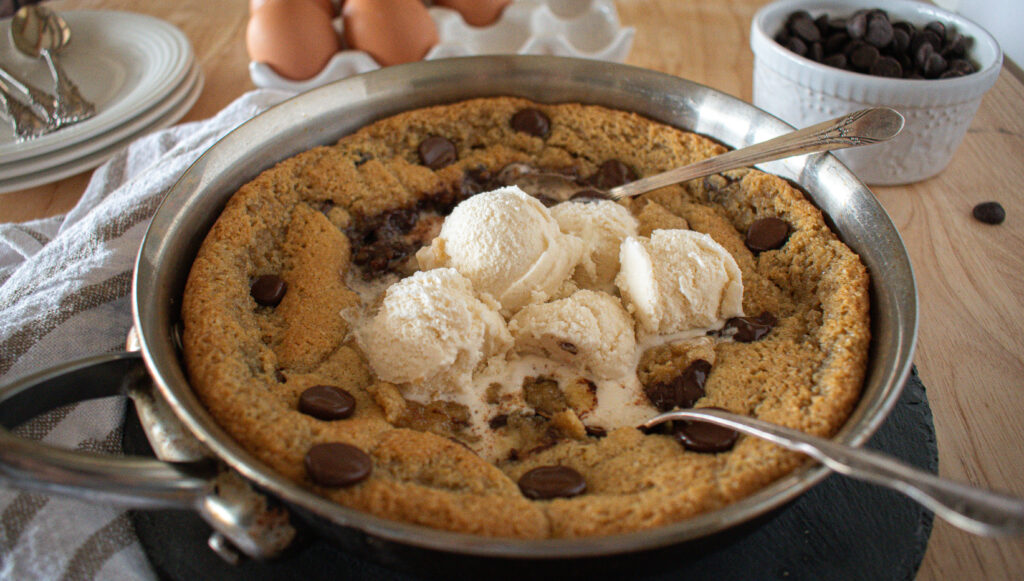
xmin=355 ymin=268 xmax=511 ymax=402
xmin=616 ymin=229 xmax=743 ymax=335
xmin=550 ymin=200 xmax=638 ymax=291
xmin=509 ymin=289 xmax=637 ymax=380
xmin=416 ymin=186 xmax=584 ymax=314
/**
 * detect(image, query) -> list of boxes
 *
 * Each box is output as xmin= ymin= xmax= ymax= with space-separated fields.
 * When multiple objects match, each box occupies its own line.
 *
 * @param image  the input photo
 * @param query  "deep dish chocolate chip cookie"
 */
xmin=182 ymin=97 xmax=870 ymax=538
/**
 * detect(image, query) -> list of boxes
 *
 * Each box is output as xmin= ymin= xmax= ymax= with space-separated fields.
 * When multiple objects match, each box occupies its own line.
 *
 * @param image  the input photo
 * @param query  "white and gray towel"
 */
xmin=0 ymin=89 xmax=291 ymax=580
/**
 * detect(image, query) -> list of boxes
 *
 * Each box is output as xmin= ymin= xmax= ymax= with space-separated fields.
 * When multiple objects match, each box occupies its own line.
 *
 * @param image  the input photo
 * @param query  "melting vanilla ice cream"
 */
xmin=616 ymin=229 xmax=744 ymax=336
xmin=416 ymin=186 xmax=584 ymax=315
xmin=355 ymin=268 xmax=511 ymax=402
xmin=353 ymin=187 xmax=746 ymax=461
xmin=550 ymin=199 xmax=638 ymax=292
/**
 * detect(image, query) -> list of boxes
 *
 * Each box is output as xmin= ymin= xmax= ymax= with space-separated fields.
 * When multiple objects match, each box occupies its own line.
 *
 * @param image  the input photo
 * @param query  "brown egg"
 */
xmin=247 ymin=0 xmax=341 ymax=80
xmin=250 ymin=0 xmax=334 ymax=16
xmin=342 ymin=0 xmax=439 ymax=67
xmin=434 ymin=0 xmax=511 ymax=27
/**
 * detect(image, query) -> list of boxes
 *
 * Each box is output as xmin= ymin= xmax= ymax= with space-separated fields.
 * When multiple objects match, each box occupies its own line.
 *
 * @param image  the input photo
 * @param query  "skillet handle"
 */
xmin=0 ymin=351 xmax=295 ymax=560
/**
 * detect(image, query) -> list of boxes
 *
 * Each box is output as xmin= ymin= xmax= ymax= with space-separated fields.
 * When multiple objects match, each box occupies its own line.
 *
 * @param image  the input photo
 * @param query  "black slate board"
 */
xmin=128 ymin=369 xmax=936 ymax=581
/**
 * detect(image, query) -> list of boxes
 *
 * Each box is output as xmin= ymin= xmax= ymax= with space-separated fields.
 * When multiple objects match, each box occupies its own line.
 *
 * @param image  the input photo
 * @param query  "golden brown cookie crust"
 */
xmin=182 ymin=97 xmax=869 ymax=538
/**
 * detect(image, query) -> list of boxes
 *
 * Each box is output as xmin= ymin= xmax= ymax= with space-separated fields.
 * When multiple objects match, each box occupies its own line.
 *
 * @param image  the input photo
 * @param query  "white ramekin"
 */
xmin=750 ymin=0 xmax=1002 ymax=185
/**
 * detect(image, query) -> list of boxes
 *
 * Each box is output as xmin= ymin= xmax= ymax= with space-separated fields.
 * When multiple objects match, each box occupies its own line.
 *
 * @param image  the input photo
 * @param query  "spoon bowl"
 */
xmin=10 ymin=5 xmax=95 ymax=126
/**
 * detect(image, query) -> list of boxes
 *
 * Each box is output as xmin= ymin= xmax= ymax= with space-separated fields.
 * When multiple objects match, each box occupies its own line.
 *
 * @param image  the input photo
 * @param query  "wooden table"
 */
xmin=4 ymin=0 xmax=1022 ymax=578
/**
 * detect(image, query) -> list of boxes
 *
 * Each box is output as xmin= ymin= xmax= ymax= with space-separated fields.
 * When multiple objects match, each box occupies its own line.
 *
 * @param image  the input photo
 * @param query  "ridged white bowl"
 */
xmin=751 ymin=0 xmax=1002 ymax=185
xmin=251 ymin=0 xmax=634 ymax=94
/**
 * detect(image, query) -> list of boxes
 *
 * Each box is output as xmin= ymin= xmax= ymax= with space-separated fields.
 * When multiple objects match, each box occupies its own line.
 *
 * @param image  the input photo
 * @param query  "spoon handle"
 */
xmin=644 ymin=408 xmax=1024 ymax=537
xmin=41 ymin=48 xmax=95 ymax=125
xmin=608 ymin=107 xmax=904 ymax=200
xmin=0 ymin=84 xmax=49 ymax=140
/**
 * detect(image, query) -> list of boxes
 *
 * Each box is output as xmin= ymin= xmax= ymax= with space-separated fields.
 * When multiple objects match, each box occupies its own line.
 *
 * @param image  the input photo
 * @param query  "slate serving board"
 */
xmin=128 ymin=368 xmax=935 ymax=581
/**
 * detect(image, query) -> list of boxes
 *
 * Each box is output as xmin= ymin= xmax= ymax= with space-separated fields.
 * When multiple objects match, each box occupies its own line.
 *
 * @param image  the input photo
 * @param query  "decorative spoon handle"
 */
xmin=608 ymin=107 xmax=905 ymax=200
xmin=42 ymin=48 xmax=95 ymax=125
xmin=643 ymin=407 xmax=1024 ymax=537
xmin=0 ymin=82 xmax=48 ymax=140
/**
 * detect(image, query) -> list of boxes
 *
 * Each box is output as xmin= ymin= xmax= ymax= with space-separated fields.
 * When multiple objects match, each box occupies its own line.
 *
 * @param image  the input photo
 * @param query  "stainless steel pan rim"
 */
xmin=132 ymin=55 xmax=917 ymax=558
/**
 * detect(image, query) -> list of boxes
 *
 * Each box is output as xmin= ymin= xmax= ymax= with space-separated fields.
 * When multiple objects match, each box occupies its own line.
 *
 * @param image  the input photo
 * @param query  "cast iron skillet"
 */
xmin=0 ymin=56 xmax=917 ymax=574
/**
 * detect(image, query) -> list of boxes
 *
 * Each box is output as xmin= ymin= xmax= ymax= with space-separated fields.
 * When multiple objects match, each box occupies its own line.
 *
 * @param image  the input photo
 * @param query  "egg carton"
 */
xmin=249 ymin=0 xmax=635 ymax=92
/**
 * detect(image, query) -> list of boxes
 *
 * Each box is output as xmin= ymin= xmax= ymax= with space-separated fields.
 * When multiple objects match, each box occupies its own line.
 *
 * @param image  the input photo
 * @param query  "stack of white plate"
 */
xmin=0 ymin=11 xmax=203 ymax=193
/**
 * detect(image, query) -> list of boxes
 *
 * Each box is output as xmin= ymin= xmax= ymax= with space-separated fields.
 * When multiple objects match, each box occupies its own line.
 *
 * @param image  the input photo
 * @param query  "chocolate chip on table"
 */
xmin=304 ymin=443 xmax=372 ymax=487
xmin=518 ymin=465 xmax=587 ymax=500
xmin=745 ymin=217 xmax=790 ymax=252
xmin=250 ymin=274 xmax=287 ymax=307
xmin=418 ymin=135 xmax=457 ymax=169
xmin=723 ymin=312 xmax=777 ymax=343
xmin=972 ymin=201 xmax=1006 ymax=225
xmin=511 ymin=108 xmax=551 ymax=138
xmin=299 ymin=385 xmax=356 ymax=420
xmin=672 ymin=408 xmax=740 ymax=453
xmin=644 ymin=359 xmax=712 ymax=411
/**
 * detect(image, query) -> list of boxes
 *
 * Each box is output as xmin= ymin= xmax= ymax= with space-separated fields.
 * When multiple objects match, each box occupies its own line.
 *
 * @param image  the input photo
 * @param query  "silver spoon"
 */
xmin=10 ymin=5 xmax=96 ymax=127
xmin=498 ymin=107 xmax=904 ymax=202
xmin=0 ymin=80 xmax=49 ymax=140
xmin=641 ymin=408 xmax=1024 ymax=537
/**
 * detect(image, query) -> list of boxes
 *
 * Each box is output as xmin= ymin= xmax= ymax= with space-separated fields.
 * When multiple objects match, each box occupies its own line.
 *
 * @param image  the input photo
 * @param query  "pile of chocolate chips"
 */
xmin=775 ymin=9 xmax=977 ymax=79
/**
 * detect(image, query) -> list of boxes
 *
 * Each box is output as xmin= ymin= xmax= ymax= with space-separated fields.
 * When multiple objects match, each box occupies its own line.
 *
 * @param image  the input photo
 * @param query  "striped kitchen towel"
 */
xmin=0 ymin=89 xmax=290 ymax=580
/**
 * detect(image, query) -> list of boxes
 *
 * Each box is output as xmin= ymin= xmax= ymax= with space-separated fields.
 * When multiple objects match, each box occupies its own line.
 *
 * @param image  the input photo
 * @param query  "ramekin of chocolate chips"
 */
xmin=774 ymin=8 xmax=977 ymax=79
xmin=750 ymin=0 xmax=1002 ymax=185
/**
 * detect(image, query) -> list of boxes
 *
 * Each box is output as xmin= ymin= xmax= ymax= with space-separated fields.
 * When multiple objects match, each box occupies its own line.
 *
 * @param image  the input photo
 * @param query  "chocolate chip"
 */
xmin=972 ymin=202 xmax=1006 ymax=225
xmin=511 ymin=108 xmax=551 ymax=138
xmin=585 ymin=425 xmax=607 ymax=438
xmin=864 ymin=13 xmax=893 ymax=48
xmin=299 ymin=385 xmax=356 ymax=420
xmin=250 ymin=274 xmax=287 ymax=307
xmin=789 ymin=13 xmax=821 ymax=43
xmin=745 ymin=217 xmax=790 ymax=251
xmin=558 ymin=341 xmax=579 ymax=354
xmin=587 ymin=160 xmax=637 ymax=190
xmin=672 ymin=408 xmax=740 ymax=453
xmin=870 ymin=56 xmax=902 ymax=78
xmin=723 ymin=312 xmax=777 ymax=343
xmin=891 ymin=28 xmax=911 ymax=53
xmin=822 ymin=53 xmax=847 ymax=69
xmin=489 ymin=414 xmax=509 ymax=429
xmin=644 ymin=359 xmax=712 ymax=411
xmin=846 ymin=10 xmax=868 ymax=39
xmin=517 ymin=465 xmax=587 ymax=500
xmin=418 ymin=135 xmax=457 ymax=169
xmin=784 ymin=35 xmax=808 ymax=57
xmin=850 ymin=43 xmax=880 ymax=71
xmin=275 ymin=369 xmax=287 ymax=383
xmin=778 ymin=9 xmax=976 ymax=80
xmin=923 ymin=52 xmax=948 ymax=78
xmin=925 ymin=20 xmax=946 ymax=41
xmin=304 ymin=443 xmax=372 ymax=487
xmin=535 ymin=194 xmax=559 ymax=207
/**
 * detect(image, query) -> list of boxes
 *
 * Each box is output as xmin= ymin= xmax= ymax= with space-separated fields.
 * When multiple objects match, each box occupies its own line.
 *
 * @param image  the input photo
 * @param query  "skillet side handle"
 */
xmin=0 ymin=351 xmax=297 ymax=561
xmin=0 ymin=351 xmax=216 ymax=509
